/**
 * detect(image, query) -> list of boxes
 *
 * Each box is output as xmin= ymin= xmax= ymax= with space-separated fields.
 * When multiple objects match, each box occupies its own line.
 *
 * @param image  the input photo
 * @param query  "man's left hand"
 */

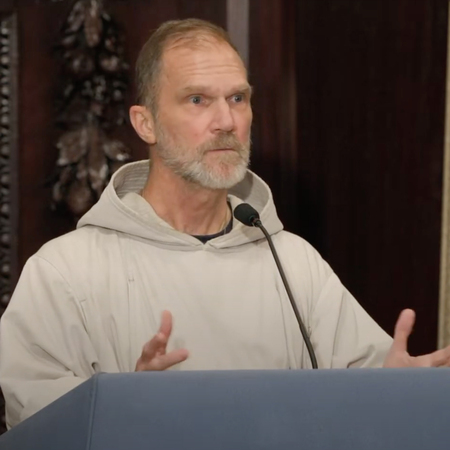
xmin=383 ymin=309 xmax=450 ymax=368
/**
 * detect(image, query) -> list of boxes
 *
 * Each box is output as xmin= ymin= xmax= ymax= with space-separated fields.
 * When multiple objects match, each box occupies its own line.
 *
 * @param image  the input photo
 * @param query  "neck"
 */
xmin=141 ymin=161 xmax=230 ymax=236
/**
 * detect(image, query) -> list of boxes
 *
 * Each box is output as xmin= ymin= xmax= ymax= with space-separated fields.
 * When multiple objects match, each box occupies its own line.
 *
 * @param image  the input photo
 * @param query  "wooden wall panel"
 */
xmin=248 ymin=0 xmax=299 ymax=231
xmin=17 ymin=1 xmax=71 ymax=268
xmin=293 ymin=0 xmax=449 ymax=354
xmin=0 ymin=1 xmax=14 ymax=13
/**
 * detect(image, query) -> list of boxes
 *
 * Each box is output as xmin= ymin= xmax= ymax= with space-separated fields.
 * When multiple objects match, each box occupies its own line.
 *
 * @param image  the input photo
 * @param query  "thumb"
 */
xmin=392 ymin=309 xmax=416 ymax=353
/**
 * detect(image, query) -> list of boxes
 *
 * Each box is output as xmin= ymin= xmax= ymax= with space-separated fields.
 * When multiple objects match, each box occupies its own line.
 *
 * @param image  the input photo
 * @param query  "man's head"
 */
xmin=130 ymin=19 xmax=253 ymax=190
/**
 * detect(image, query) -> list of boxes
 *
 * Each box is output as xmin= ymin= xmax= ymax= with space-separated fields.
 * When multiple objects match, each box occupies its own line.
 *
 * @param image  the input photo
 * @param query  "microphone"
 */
xmin=234 ymin=203 xmax=319 ymax=369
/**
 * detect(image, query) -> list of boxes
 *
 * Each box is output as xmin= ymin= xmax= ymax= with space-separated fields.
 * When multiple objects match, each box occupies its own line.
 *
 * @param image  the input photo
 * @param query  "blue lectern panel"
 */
xmin=0 ymin=369 xmax=449 ymax=450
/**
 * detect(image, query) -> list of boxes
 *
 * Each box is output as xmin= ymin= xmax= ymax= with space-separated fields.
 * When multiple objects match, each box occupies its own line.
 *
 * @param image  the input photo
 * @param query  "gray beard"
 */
xmin=154 ymin=129 xmax=251 ymax=190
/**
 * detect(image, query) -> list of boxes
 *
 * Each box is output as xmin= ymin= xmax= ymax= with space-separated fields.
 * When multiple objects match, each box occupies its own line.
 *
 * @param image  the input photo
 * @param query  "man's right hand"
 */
xmin=135 ymin=310 xmax=189 ymax=371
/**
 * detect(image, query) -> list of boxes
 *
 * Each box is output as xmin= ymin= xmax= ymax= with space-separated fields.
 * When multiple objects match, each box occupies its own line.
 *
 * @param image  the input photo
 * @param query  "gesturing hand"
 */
xmin=135 ymin=310 xmax=189 ymax=371
xmin=383 ymin=309 xmax=450 ymax=368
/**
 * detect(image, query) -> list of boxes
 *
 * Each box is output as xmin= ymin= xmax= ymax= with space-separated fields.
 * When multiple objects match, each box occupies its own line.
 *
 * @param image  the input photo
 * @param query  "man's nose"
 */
xmin=213 ymin=99 xmax=235 ymax=133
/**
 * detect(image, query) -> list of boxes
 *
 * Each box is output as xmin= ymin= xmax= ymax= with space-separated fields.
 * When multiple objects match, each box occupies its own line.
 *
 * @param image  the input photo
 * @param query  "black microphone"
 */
xmin=234 ymin=203 xmax=319 ymax=369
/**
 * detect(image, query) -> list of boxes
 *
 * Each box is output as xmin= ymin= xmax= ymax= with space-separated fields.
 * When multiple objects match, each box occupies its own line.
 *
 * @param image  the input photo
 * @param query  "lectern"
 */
xmin=0 ymin=368 xmax=449 ymax=449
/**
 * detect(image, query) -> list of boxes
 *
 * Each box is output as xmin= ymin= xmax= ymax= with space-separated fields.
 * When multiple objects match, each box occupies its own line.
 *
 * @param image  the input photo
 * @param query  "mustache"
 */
xmin=199 ymin=133 xmax=250 ymax=155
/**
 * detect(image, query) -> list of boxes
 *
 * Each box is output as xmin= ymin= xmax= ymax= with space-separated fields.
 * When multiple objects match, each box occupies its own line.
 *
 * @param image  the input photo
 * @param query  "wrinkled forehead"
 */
xmin=160 ymin=37 xmax=248 ymax=86
xmin=165 ymin=33 xmax=228 ymax=53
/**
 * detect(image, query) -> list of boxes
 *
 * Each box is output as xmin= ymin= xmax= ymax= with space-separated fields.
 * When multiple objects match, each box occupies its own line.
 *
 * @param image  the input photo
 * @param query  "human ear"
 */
xmin=129 ymin=105 xmax=156 ymax=145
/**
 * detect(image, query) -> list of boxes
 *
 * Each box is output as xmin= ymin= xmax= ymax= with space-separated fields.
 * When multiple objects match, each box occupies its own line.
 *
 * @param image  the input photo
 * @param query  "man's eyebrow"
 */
xmin=179 ymin=84 xmax=253 ymax=96
xmin=179 ymin=85 xmax=210 ymax=95
xmin=238 ymin=85 xmax=253 ymax=96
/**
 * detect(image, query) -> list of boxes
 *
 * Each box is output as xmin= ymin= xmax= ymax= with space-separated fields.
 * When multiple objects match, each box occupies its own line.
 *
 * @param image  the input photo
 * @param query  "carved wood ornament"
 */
xmin=50 ymin=0 xmax=131 ymax=219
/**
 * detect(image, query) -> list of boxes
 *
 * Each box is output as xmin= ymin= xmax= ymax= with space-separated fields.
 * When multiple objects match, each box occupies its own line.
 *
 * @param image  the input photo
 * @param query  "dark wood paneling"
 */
xmin=294 ymin=0 xmax=448 ymax=354
xmin=249 ymin=0 xmax=299 ymax=231
xmin=17 ymin=1 xmax=70 ymax=268
xmin=0 ymin=0 xmax=14 ymax=13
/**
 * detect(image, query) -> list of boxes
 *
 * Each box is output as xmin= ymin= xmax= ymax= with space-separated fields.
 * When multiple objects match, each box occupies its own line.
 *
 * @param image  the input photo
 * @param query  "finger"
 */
xmin=392 ymin=309 xmax=416 ymax=353
xmin=140 ymin=332 xmax=168 ymax=362
xmin=426 ymin=345 xmax=450 ymax=367
xmin=142 ymin=348 xmax=189 ymax=371
xmin=158 ymin=310 xmax=173 ymax=339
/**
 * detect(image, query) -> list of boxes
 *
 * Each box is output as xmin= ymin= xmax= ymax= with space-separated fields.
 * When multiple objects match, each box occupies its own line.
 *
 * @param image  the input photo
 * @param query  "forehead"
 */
xmin=160 ymin=39 xmax=248 ymax=90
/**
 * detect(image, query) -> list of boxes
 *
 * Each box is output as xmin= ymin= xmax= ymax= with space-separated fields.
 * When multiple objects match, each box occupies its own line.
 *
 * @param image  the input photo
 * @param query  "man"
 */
xmin=1 ymin=18 xmax=449 ymax=429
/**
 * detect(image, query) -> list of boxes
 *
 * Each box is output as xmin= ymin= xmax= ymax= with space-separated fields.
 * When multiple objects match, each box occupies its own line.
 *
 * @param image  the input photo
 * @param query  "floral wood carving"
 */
xmin=51 ymin=0 xmax=131 ymax=219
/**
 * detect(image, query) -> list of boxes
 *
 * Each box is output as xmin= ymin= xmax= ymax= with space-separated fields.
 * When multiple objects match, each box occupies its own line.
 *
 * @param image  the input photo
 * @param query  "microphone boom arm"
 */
xmin=252 ymin=218 xmax=318 ymax=369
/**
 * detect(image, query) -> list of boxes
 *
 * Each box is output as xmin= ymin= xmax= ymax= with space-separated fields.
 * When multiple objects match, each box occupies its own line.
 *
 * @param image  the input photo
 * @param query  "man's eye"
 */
xmin=190 ymin=96 xmax=202 ymax=104
xmin=232 ymin=94 xmax=244 ymax=103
